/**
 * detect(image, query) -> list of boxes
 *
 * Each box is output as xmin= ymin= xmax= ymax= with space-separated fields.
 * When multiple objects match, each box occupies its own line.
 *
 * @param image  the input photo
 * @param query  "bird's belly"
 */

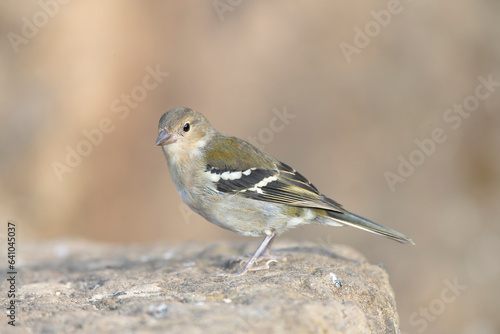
xmin=196 ymin=194 xmax=316 ymax=237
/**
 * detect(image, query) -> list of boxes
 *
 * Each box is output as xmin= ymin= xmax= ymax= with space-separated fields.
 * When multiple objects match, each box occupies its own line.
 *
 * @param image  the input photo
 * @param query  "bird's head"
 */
xmin=156 ymin=107 xmax=214 ymax=155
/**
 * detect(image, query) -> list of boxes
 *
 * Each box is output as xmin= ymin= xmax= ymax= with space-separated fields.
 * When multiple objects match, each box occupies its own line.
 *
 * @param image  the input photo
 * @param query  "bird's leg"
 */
xmin=235 ymin=232 xmax=277 ymax=275
xmin=256 ymin=233 xmax=287 ymax=263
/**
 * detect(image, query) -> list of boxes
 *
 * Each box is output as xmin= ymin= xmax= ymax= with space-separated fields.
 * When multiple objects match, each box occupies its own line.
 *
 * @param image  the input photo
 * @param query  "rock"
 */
xmin=2 ymin=240 xmax=402 ymax=333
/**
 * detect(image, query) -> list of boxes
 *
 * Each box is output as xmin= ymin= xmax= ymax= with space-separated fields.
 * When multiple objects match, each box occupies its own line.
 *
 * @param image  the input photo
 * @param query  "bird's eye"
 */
xmin=183 ymin=122 xmax=190 ymax=132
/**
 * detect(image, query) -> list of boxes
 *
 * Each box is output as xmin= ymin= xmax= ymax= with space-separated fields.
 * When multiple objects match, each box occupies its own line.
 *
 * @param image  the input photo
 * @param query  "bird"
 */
xmin=155 ymin=107 xmax=414 ymax=275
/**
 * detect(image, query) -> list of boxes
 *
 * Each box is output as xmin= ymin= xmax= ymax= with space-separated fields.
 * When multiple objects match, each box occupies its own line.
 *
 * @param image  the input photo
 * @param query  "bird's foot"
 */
xmin=256 ymin=253 xmax=287 ymax=263
xmin=234 ymin=259 xmax=278 ymax=276
xmin=232 ymin=253 xmax=286 ymax=264
xmin=229 ymin=233 xmax=284 ymax=276
xmin=233 ymin=253 xmax=287 ymax=276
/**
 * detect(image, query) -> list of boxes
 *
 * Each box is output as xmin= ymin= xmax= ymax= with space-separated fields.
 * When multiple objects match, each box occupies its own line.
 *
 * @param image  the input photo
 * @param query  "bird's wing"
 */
xmin=204 ymin=136 xmax=346 ymax=213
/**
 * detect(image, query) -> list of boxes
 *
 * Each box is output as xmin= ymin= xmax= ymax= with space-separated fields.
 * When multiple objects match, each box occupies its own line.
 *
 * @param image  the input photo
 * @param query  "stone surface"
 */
xmin=1 ymin=239 xmax=401 ymax=333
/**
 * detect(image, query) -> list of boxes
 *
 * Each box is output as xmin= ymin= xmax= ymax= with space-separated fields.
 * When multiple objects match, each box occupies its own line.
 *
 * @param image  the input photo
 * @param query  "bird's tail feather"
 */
xmin=325 ymin=210 xmax=415 ymax=245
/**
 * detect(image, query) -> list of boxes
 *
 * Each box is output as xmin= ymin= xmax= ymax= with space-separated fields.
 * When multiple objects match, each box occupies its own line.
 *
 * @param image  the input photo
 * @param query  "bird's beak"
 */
xmin=155 ymin=129 xmax=175 ymax=146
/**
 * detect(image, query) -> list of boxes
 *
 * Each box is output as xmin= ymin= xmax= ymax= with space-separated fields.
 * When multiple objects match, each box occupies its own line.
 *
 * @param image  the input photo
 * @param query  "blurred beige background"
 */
xmin=1 ymin=1 xmax=499 ymax=333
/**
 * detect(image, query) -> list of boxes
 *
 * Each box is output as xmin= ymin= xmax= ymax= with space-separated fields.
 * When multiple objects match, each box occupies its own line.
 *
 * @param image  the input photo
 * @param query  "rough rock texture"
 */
xmin=1 ymin=240 xmax=401 ymax=334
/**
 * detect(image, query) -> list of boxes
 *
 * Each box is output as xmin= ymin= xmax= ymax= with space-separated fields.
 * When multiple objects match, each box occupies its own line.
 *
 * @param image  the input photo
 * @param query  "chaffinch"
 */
xmin=156 ymin=107 xmax=414 ymax=275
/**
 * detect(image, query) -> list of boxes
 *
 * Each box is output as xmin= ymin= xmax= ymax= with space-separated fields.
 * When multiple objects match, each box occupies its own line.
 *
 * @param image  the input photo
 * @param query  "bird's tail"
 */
xmin=325 ymin=210 xmax=415 ymax=245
